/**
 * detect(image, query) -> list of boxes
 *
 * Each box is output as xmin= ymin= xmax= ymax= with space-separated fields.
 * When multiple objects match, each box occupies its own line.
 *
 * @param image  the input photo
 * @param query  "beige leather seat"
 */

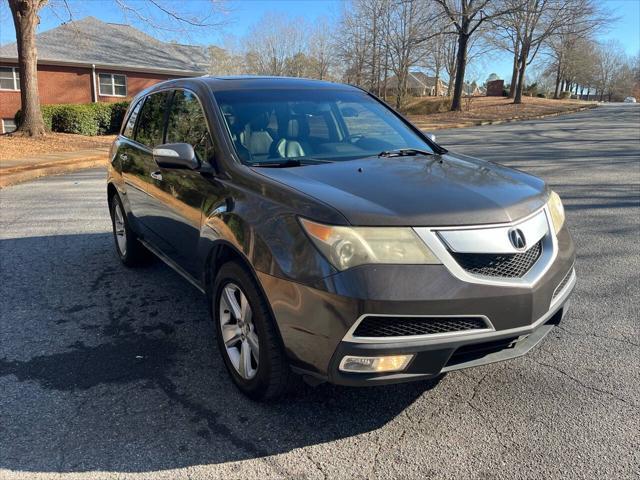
xmin=272 ymin=118 xmax=312 ymax=158
xmin=240 ymin=112 xmax=273 ymax=158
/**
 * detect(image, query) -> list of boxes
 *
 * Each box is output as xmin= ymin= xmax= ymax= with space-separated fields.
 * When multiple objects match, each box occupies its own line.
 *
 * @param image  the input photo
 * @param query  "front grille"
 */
xmin=552 ymin=268 xmax=574 ymax=300
xmin=352 ymin=316 xmax=487 ymax=338
xmin=450 ymin=240 xmax=542 ymax=278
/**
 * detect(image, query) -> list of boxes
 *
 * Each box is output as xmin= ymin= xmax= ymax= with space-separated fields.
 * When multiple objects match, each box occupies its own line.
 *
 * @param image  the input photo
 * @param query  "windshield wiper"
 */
xmin=378 ymin=148 xmax=434 ymax=158
xmin=251 ymin=158 xmax=332 ymax=168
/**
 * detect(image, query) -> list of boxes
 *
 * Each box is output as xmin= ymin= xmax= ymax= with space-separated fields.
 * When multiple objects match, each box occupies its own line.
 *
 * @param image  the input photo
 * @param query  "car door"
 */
xmin=146 ymin=88 xmax=223 ymax=277
xmin=118 ymin=98 xmax=148 ymax=221
xmin=124 ymin=90 xmax=172 ymax=240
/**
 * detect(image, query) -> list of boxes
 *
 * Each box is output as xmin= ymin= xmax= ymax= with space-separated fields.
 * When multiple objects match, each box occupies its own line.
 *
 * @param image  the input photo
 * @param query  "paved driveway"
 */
xmin=1 ymin=104 xmax=638 ymax=479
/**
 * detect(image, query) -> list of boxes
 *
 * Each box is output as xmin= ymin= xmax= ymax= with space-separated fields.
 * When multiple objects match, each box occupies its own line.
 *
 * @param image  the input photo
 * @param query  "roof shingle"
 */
xmin=0 ymin=16 xmax=208 ymax=74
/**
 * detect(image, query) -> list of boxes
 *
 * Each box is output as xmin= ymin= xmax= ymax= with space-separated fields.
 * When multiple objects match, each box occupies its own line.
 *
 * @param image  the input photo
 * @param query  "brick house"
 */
xmin=386 ymin=72 xmax=448 ymax=97
xmin=0 ymin=16 xmax=208 ymax=133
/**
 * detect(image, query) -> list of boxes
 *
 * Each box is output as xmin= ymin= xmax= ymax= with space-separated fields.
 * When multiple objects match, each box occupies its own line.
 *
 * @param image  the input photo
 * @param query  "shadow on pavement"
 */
xmin=0 ymin=233 xmax=439 ymax=474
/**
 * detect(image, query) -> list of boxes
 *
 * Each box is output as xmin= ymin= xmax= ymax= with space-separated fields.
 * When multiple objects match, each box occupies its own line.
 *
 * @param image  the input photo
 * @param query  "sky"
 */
xmin=1 ymin=0 xmax=638 ymax=83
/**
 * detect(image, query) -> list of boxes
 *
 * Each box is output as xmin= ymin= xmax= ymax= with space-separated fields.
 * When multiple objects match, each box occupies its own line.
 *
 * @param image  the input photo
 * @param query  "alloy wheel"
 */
xmin=113 ymin=202 xmax=127 ymax=256
xmin=219 ymin=282 xmax=259 ymax=379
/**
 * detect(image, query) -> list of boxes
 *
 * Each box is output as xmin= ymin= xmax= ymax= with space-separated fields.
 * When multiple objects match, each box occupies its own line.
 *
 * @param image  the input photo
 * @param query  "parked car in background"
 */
xmin=624 ymin=97 xmax=637 ymax=103
xmin=107 ymin=76 xmax=576 ymax=400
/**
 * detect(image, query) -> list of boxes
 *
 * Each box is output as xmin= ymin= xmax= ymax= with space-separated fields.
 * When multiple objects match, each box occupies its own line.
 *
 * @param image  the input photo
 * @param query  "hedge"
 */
xmin=14 ymin=101 xmax=130 ymax=136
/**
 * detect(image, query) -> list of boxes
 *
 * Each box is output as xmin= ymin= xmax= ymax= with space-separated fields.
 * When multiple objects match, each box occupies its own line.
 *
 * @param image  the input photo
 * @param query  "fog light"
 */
xmin=339 ymin=354 xmax=414 ymax=373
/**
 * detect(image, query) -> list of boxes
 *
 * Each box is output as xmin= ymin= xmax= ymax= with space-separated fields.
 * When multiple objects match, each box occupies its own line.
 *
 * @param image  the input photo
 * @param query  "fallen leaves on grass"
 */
xmin=406 ymin=96 xmax=595 ymax=130
xmin=0 ymin=132 xmax=115 ymax=161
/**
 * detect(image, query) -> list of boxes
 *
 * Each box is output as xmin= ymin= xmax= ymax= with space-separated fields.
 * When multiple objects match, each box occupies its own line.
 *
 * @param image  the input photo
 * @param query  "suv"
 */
xmin=107 ymin=77 xmax=575 ymax=400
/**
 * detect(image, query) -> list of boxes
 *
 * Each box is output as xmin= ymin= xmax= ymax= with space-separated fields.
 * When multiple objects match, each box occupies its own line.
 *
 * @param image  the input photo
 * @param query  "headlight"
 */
xmin=299 ymin=218 xmax=441 ymax=271
xmin=547 ymin=190 xmax=565 ymax=235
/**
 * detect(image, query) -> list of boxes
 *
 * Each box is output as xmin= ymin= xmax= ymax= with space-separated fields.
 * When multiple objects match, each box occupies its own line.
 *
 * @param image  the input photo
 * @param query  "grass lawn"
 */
xmin=405 ymin=96 xmax=596 ymax=130
xmin=0 ymin=132 xmax=115 ymax=162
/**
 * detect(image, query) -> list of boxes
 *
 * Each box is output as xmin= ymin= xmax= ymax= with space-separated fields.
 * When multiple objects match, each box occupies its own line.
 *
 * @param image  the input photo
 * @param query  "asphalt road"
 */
xmin=1 ymin=103 xmax=639 ymax=480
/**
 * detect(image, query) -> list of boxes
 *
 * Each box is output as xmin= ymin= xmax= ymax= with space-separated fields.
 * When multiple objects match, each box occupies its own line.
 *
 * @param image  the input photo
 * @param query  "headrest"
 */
xmin=285 ymin=116 xmax=309 ymax=138
xmin=249 ymin=111 xmax=270 ymax=131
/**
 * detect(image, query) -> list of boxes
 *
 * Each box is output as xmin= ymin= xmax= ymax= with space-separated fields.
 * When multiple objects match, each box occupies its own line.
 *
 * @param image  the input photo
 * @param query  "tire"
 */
xmin=213 ymin=261 xmax=291 ymax=400
xmin=109 ymin=193 xmax=151 ymax=267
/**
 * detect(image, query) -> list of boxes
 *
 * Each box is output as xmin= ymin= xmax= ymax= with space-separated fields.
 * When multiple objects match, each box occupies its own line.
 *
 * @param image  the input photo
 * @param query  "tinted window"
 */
xmin=166 ymin=90 xmax=214 ymax=162
xmin=122 ymin=99 xmax=142 ymax=138
xmin=216 ymin=89 xmax=433 ymax=164
xmin=135 ymin=91 xmax=170 ymax=148
xmin=340 ymin=101 xmax=405 ymax=145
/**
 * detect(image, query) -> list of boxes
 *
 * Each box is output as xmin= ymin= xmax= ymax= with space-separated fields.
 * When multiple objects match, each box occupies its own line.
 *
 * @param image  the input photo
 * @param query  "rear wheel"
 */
xmin=213 ymin=261 xmax=291 ymax=400
xmin=109 ymin=194 xmax=150 ymax=267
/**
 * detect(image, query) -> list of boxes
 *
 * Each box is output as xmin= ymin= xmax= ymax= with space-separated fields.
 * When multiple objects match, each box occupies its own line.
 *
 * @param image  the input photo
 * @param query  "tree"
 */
xmin=244 ymin=13 xmax=306 ymax=76
xmin=8 ymin=0 xmax=48 ymax=137
xmin=385 ymin=0 xmax=436 ymax=109
xmin=7 ymin=0 xmax=225 ymax=138
xmin=594 ymin=40 xmax=625 ymax=101
xmin=308 ymin=18 xmax=334 ymax=80
xmin=510 ymin=0 xmax=605 ymax=103
xmin=434 ymin=0 xmax=520 ymax=111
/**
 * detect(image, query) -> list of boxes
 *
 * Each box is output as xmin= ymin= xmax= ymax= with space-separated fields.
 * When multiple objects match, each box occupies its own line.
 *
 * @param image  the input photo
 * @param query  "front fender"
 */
xmin=198 ymin=209 xmax=335 ymax=286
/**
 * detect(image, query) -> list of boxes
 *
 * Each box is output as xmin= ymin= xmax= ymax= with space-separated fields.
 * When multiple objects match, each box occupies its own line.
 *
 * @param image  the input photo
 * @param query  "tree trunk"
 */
xmin=451 ymin=33 xmax=469 ymax=112
xmin=553 ymin=56 xmax=562 ymax=99
xmin=513 ymin=44 xmax=530 ymax=104
xmin=509 ymin=42 xmax=520 ymax=98
xmin=395 ymin=65 xmax=407 ymax=110
xmin=9 ymin=0 xmax=47 ymax=136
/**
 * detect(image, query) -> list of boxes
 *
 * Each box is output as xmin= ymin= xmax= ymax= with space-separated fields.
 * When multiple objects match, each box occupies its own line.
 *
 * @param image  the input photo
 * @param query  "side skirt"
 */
xmin=138 ymin=238 xmax=206 ymax=294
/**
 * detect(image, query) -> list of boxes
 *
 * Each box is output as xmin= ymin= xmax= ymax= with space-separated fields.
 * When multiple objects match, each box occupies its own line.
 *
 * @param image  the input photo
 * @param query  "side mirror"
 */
xmin=425 ymin=132 xmax=437 ymax=143
xmin=153 ymin=143 xmax=199 ymax=170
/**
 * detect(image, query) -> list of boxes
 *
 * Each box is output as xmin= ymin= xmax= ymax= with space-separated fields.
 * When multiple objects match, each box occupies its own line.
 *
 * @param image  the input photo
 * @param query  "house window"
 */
xmin=2 ymin=118 xmax=17 ymax=134
xmin=0 ymin=67 xmax=20 ymax=91
xmin=98 ymin=73 xmax=127 ymax=97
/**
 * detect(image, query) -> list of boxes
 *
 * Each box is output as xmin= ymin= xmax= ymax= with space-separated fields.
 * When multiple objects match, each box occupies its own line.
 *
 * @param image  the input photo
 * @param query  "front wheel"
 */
xmin=213 ymin=261 xmax=291 ymax=400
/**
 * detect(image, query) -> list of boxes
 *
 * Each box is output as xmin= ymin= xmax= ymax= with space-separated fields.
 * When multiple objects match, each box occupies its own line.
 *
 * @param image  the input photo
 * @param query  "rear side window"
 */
xmin=166 ymin=89 xmax=214 ymax=162
xmin=122 ymin=99 xmax=142 ymax=138
xmin=134 ymin=91 xmax=170 ymax=148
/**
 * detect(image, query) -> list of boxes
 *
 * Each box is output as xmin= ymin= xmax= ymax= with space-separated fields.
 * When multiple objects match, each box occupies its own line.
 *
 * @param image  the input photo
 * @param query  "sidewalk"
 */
xmin=0 ymin=148 xmax=109 ymax=188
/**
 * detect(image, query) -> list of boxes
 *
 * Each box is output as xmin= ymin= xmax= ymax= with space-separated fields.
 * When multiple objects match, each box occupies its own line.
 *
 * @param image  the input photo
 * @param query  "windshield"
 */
xmin=215 ymin=88 xmax=435 ymax=165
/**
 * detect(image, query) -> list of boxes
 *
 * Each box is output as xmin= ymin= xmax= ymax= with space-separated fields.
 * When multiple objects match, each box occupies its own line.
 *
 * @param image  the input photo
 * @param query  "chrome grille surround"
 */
xmin=413 ymin=206 xmax=557 ymax=288
xmin=342 ymin=314 xmax=494 ymax=344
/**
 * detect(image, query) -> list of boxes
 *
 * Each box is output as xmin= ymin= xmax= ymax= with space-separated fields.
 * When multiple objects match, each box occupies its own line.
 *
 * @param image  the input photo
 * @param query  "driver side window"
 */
xmin=166 ymin=89 xmax=214 ymax=163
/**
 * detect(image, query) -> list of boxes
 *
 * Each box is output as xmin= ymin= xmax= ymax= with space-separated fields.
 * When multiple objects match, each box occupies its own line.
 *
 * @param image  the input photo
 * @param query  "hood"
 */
xmin=253 ymin=153 xmax=548 ymax=226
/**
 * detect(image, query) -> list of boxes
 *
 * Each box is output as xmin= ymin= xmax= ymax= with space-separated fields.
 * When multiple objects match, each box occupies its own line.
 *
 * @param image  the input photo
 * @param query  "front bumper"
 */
xmin=256 ymin=226 xmax=576 ymax=385
xmin=328 ymin=273 xmax=573 ymax=386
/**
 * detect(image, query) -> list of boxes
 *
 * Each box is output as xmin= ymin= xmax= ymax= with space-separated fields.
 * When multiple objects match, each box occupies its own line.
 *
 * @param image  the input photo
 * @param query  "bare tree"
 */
xmin=593 ymin=40 xmax=625 ymax=101
xmin=433 ymin=0 xmax=519 ymax=111
xmin=243 ymin=14 xmax=306 ymax=76
xmin=510 ymin=0 xmax=605 ymax=103
xmin=385 ymin=0 xmax=437 ymax=109
xmin=308 ymin=18 xmax=334 ymax=80
xmin=8 ymin=0 xmax=226 ymax=137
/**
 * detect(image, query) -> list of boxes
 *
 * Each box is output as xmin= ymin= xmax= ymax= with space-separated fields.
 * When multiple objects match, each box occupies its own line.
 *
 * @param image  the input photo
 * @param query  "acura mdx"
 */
xmin=107 ymin=76 xmax=576 ymax=400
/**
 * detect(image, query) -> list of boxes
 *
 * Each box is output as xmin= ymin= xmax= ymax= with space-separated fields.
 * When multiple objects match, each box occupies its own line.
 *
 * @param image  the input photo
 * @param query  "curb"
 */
xmin=412 ymin=104 xmax=598 ymax=131
xmin=0 ymin=154 xmax=107 ymax=188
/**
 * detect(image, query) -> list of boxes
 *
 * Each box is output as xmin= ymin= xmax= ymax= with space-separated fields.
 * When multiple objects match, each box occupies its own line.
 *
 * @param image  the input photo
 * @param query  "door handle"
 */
xmin=150 ymin=171 xmax=163 ymax=181
xmin=119 ymin=153 xmax=128 ymax=162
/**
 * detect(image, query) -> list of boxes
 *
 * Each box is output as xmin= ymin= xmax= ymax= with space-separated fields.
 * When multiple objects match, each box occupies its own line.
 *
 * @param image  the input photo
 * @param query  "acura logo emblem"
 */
xmin=508 ymin=228 xmax=527 ymax=250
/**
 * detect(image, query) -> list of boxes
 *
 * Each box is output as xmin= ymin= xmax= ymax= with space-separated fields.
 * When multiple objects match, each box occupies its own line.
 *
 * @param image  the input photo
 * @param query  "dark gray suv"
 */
xmin=107 ymin=76 xmax=575 ymax=400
